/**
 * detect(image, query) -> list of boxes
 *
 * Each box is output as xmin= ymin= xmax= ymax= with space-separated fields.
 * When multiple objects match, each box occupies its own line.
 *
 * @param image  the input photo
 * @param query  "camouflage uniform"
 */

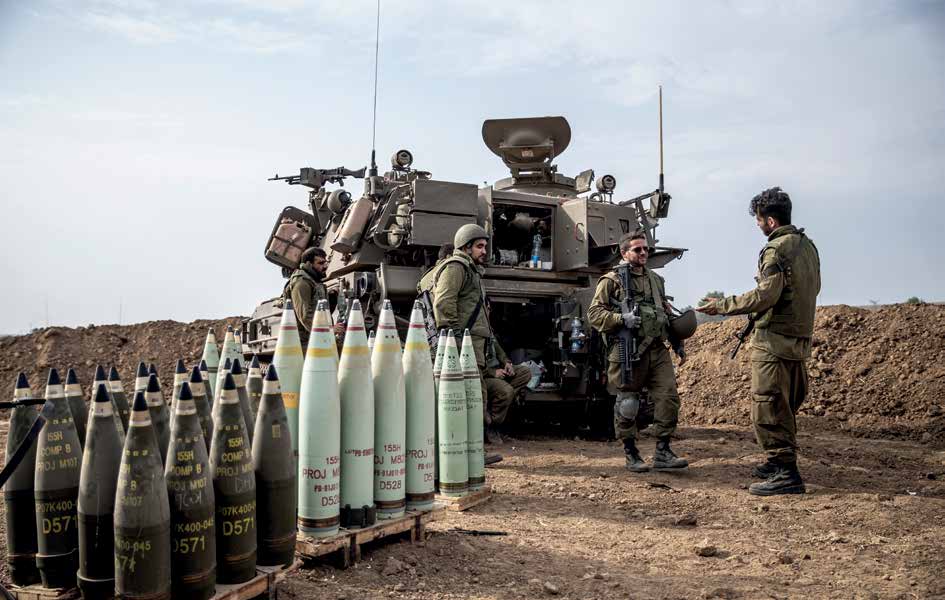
xmin=482 ymin=340 xmax=532 ymax=426
xmin=283 ymin=265 xmax=328 ymax=348
xmin=587 ymin=265 xmax=680 ymax=441
xmin=716 ymin=225 xmax=820 ymax=465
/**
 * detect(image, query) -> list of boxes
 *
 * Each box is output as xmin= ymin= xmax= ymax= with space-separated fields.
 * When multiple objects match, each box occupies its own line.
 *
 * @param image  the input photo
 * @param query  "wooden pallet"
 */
xmin=295 ymin=505 xmax=444 ymax=567
xmin=9 ymin=562 xmax=299 ymax=600
xmin=212 ymin=560 xmax=300 ymax=600
xmin=435 ymin=485 xmax=493 ymax=511
xmin=9 ymin=585 xmax=79 ymax=600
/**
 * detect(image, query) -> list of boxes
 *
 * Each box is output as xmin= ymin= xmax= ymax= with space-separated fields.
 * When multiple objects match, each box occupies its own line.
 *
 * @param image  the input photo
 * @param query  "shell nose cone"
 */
xmin=66 ymin=368 xmax=79 ymax=385
xmin=199 ymin=359 xmax=209 ymax=370
xmin=46 ymin=368 xmax=61 ymax=386
xmin=175 ymin=359 xmax=187 ymax=374
xmin=284 ymin=299 xmax=294 ymax=310
xmin=230 ymin=358 xmax=243 ymax=375
xmin=94 ymin=365 xmax=107 ymax=381
xmin=147 ymin=374 xmax=161 ymax=393
xmin=222 ymin=358 xmax=232 ymax=370
xmin=15 ymin=372 xmax=29 ymax=389
xmin=223 ymin=373 xmax=236 ymax=391
xmin=109 ymin=366 xmax=122 ymax=381
xmin=265 ymin=364 xmax=279 ymax=381
xmin=250 ymin=355 xmax=260 ymax=369
xmin=136 ymin=362 xmax=148 ymax=378
xmin=178 ymin=382 xmax=192 ymax=401
xmin=190 ymin=366 xmax=204 ymax=383
xmin=132 ymin=390 xmax=148 ymax=411
xmin=94 ymin=383 xmax=110 ymax=403
xmin=148 ymin=363 xmax=158 ymax=376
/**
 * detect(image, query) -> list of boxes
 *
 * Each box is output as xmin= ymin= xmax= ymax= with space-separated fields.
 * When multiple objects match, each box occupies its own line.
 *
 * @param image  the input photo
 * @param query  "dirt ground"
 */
xmin=281 ymin=425 xmax=945 ymax=600
xmin=2 ymin=305 xmax=944 ymax=598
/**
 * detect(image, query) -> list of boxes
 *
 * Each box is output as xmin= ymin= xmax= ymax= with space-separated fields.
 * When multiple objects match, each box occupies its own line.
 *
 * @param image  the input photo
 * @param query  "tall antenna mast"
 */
xmin=369 ymin=0 xmax=381 ymax=176
xmin=658 ymin=85 xmax=664 ymax=196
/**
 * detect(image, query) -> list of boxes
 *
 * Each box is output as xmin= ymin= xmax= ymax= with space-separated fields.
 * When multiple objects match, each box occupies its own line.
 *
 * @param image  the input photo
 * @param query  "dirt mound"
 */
xmin=678 ymin=303 xmax=945 ymax=444
xmin=0 ymin=318 xmax=243 ymax=398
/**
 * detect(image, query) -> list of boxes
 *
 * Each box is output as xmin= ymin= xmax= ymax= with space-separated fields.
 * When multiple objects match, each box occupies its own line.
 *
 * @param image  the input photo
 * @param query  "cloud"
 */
xmin=84 ymin=10 xmax=178 ymax=44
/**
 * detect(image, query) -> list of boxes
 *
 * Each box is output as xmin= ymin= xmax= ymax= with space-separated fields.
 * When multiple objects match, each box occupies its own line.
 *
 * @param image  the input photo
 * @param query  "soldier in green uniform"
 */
xmin=588 ymin=232 xmax=688 ymax=473
xmin=697 ymin=187 xmax=820 ymax=496
xmin=425 ymin=225 xmax=530 ymax=443
xmin=283 ymin=247 xmax=330 ymax=349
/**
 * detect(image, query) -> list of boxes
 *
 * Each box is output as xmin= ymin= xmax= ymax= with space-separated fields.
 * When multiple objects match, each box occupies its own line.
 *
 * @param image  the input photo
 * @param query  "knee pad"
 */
xmin=616 ymin=392 xmax=640 ymax=420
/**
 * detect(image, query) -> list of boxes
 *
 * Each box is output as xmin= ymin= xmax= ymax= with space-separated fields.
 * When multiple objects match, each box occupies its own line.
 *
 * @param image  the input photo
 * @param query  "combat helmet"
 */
xmin=668 ymin=308 xmax=698 ymax=342
xmin=453 ymin=224 xmax=489 ymax=249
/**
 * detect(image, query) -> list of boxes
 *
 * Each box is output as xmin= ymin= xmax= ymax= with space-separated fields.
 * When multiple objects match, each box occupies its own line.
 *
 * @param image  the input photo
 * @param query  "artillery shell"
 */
xmin=114 ymin=391 xmax=171 ymax=599
xmin=189 ymin=366 xmax=214 ymax=452
xmin=165 ymin=382 xmax=216 ymax=600
xmin=146 ymin=374 xmax=171 ymax=464
xmin=107 ymin=366 xmax=130 ymax=435
xmin=403 ymin=302 xmax=436 ymax=511
xmin=229 ymin=358 xmax=255 ymax=446
xmin=200 ymin=329 xmax=220 ymax=400
xmin=4 ymin=373 xmax=41 ymax=586
xmin=272 ymin=299 xmax=304 ymax=458
xmin=437 ymin=332 xmax=468 ymax=497
xmin=65 ymin=368 xmax=88 ymax=449
xmin=372 ymin=300 xmax=406 ymax=520
xmin=460 ymin=330 xmax=485 ymax=490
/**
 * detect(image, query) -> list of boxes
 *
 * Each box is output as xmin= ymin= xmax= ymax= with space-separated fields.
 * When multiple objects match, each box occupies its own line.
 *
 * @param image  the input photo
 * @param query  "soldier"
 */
xmin=696 ymin=187 xmax=820 ymax=496
xmin=587 ymin=232 xmax=688 ymax=473
xmin=428 ymin=225 xmax=530 ymax=443
xmin=283 ymin=248 xmax=341 ymax=348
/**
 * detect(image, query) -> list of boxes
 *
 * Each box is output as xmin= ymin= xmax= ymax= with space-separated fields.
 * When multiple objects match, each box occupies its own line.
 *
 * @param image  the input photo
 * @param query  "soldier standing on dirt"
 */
xmin=425 ymin=225 xmax=531 ymax=445
xmin=697 ymin=187 xmax=820 ymax=496
xmin=284 ymin=247 xmax=342 ymax=348
xmin=588 ymin=232 xmax=689 ymax=473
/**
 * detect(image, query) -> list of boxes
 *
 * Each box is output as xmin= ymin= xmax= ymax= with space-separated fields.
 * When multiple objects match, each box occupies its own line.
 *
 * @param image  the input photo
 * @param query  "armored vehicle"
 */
xmin=243 ymin=115 xmax=685 ymax=434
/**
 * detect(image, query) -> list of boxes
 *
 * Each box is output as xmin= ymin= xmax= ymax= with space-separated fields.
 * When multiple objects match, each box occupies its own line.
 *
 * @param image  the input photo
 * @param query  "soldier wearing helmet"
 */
xmin=587 ymin=231 xmax=689 ymax=473
xmin=427 ymin=224 xmax=530 ymax=444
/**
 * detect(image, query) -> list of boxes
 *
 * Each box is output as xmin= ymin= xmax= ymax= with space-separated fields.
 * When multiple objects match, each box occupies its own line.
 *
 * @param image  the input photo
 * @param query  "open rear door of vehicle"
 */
xmin=554 ymin=198 xmax=588 ymax=271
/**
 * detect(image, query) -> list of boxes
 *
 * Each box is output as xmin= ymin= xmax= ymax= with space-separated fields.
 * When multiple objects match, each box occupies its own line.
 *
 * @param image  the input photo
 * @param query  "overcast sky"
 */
xmin=1 ymin=0 xmax=943 ymax=334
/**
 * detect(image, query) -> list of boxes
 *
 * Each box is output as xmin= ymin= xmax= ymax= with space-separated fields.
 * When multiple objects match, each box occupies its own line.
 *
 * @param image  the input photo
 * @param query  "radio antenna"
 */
xmin=658 ymin=85 xmax=664 ymax=196
xmin=369 ymin=0 xmax=381 ymax=176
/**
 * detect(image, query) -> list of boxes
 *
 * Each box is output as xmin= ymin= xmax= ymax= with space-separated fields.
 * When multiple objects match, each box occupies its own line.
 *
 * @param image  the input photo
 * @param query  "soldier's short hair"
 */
xmin=619 ymin=231 xmax=647 ymax=253
xmin=301 ymin=247 xmax=327 ymax=264
xmin=438 ymin=243 xmax=454 ymax=260
xmin=750 ymin=187 xmax=792 ymax=225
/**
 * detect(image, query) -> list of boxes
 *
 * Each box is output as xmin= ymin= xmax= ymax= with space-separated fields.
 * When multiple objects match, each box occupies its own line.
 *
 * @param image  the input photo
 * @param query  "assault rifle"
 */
xmin=730 ymin=314 xmax=756 ymax=359
xmin=612 ymin=264 xmax=640 ymax=386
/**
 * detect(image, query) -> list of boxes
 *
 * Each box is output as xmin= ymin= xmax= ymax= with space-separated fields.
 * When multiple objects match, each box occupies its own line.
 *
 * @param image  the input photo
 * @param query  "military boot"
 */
xmin=748 ymin=463 xmax=806 ymax=496
xmin=751 ymin=460 xmax=779 ymax=479
xmin=652 ymin=437 xmax=689 ymax=471
xmin=623 ymin=439 xmax=649 ymax=473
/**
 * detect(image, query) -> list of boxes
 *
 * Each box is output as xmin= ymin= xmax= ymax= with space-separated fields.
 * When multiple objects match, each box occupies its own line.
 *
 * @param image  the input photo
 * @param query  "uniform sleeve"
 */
xmin=493 ymin=338 xmax=510 ymax=365
xmin=291 ymin=279 xmax=315 ymax=332
xmin=432 ymin=263 xmax=463 ymax=331
xmin=716 ymin=248 xmax=785 ymax=316
xmin=587 ymin=277 xmax=624 ymax=333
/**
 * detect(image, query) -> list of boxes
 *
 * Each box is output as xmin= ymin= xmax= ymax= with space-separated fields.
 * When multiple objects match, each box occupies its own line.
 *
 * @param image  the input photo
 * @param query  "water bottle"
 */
xmin=531 ymin=234 xmax=542 ymax=268
xmin=570 ymin=318 xmax=586 ymax=353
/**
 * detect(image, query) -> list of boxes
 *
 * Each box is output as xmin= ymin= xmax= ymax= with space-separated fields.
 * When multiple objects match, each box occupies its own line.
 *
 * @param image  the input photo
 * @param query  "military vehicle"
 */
xmin=243 ymin=114 xmax=685 ymax=434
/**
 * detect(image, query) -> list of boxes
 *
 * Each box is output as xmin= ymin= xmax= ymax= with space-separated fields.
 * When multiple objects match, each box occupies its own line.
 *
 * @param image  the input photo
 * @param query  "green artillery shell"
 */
xmin=165 ymin=382 xmax=216 ymax=600
xmin=77 ymin=384 xmax=122 ymax=599
xmin=4 ymin=373 xmax=41 ymax=586
xmin=65 ymin=368 xmax=88 ymax=449
xmin=220 ymin=326 xmax=242 ymax=368
xmin=338 ymin=300 xmax=376 ymax=528
xmin=209 ymin=373 xmax=257 ymax=584
xmin=272 ymin=299 xmax=303 ymax=457
xmin=252 ymin=365 xmax=297 ymax=567
xmin=437 ymin=333 xmax=468 ymax=497
xmin=297 ymin=300 xmax=341 ymax=538
xmin=200 ymin=329 xmax=220 ymax=400
xmin=403 ymin=302 xmax=436 ymax=511
xmin=432 ymin=330 xmax=447 ymax=490
xmin=172 ymin=359 xmax=188 ymax=407
xmin=214 ymin=358 xmax=232 ymax=408
xmin=246 ymin=355 xmax=262 ymax=427
xmin=199 ymin=360 xmax=212 ymax=408
xmin=108 ymin=366 xmax=130 ymax=435
xmin=229 ymin=359 xmax=255 ymax=446
xmin=189 ymin=366 xmax=214 ymax=452
xmin=114 ymin=391 xmax=171 ymax=600
xmin=34 ymin=368 xmax=83 ymax=588
xmin=146 ymin=374 xmax=171 ymax=465
xmin=460 ymin=330 xmax=485 ymax=490
xmin=132 ymin=362 xmax=149 ymax=413
xmin=372 ymin=300 xmax=406 ymax=520
xmin=91 ymin=365 xmax=120 ymax=441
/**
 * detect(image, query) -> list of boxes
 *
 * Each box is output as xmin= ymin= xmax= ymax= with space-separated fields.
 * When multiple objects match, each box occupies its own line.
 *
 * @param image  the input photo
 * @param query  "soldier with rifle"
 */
xmin=283 ymin=247 xmax=344 ymax=349
xmin=588 ymin=232 xmax=688 ymax=473
xmin=697 ymin=187 xmax=820 ymax=496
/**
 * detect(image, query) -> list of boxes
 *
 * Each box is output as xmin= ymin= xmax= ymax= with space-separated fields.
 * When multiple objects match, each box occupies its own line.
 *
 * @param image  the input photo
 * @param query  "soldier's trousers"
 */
xmin=608 ymin=343 xmax=680 ymax=441
xmin=750 ymin=350 xmax=808 ymax=464
xmin=482 ymin=365 xmax=532 ymax=427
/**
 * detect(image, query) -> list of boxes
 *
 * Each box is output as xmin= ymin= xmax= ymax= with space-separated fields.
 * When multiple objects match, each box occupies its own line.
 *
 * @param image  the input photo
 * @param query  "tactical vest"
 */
xmin=601 ymin=267 xmax=669 ymax=349
xmin=754 ymin=226 xmax=821 ymax=338
xmin=425 ymin=253 xmax=490 ymax=338
xmin=283 ymin=267 xmax=327 ymax=304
